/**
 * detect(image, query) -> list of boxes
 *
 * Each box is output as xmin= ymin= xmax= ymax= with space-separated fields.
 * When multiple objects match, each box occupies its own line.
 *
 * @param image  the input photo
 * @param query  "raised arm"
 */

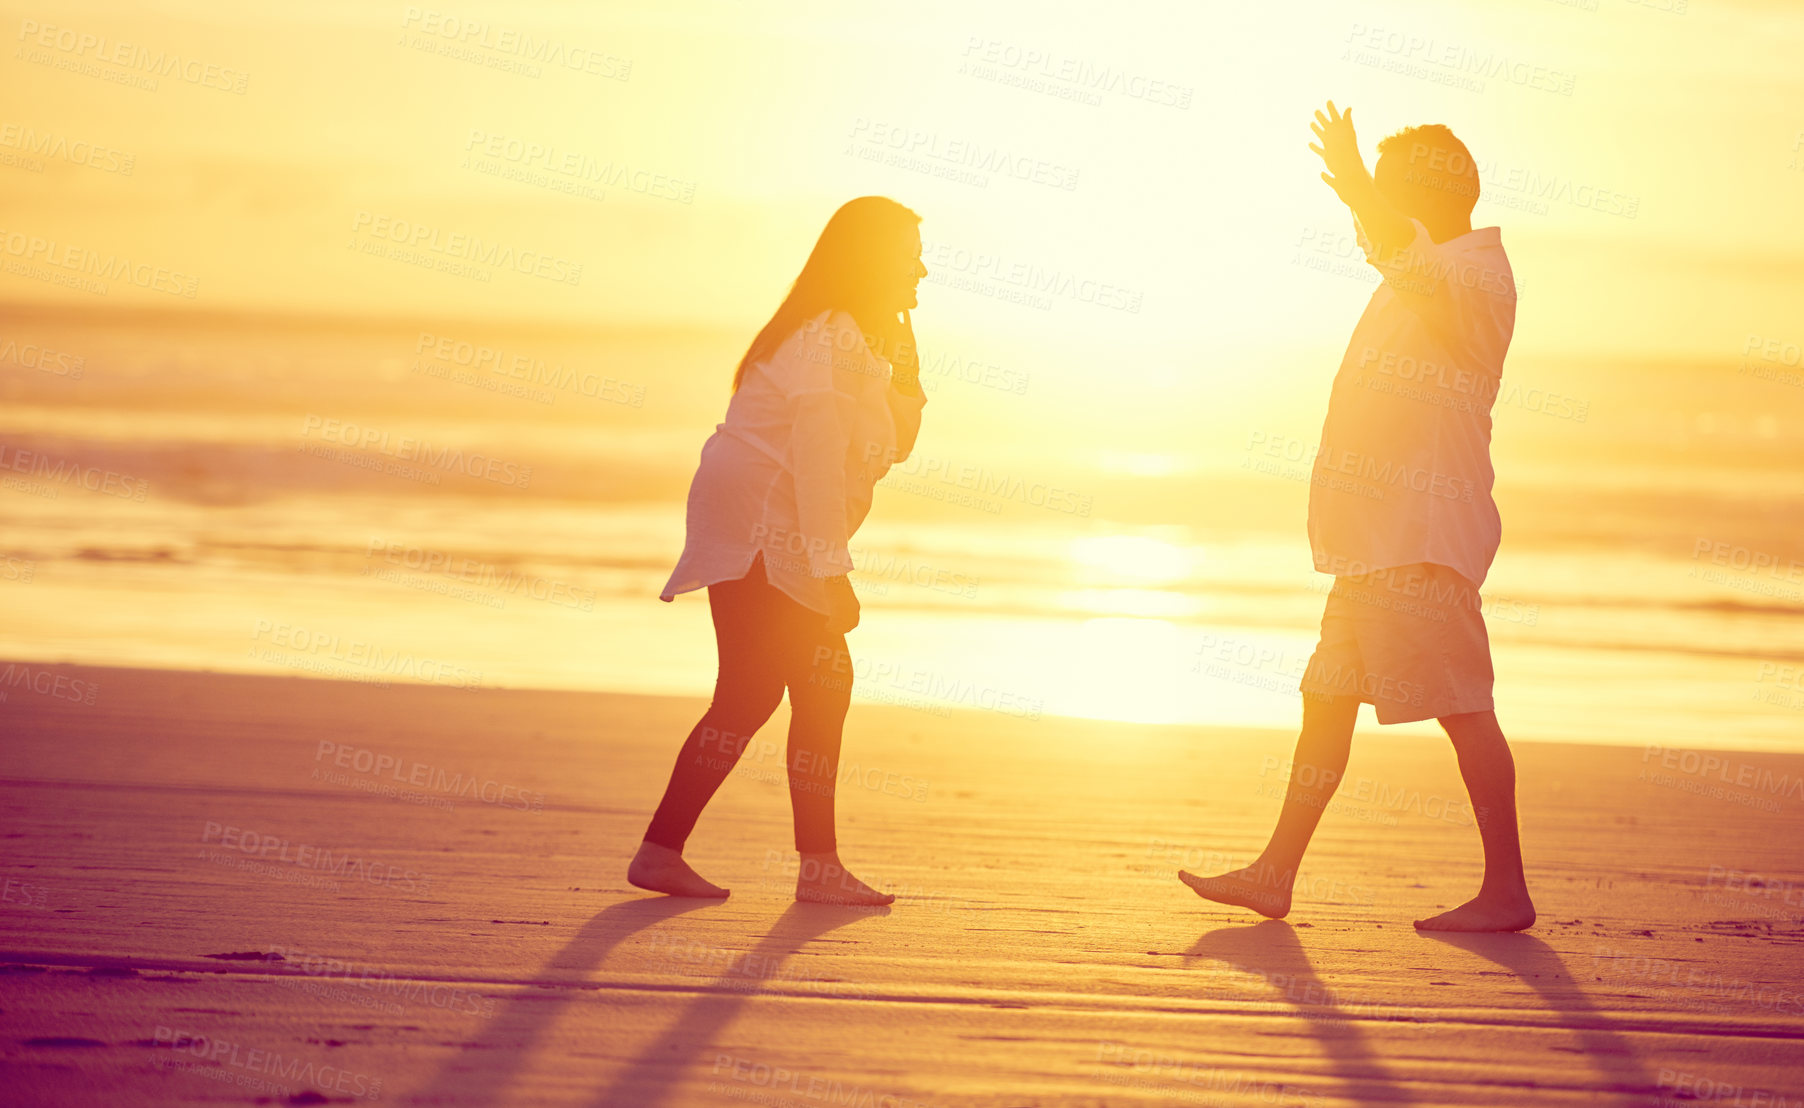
xmin=1310 ymin=101 xmax=1413 ymax=260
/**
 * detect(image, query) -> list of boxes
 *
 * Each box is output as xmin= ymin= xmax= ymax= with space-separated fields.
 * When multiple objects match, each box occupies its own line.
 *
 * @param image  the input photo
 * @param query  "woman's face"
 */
xmin=886 ymin=227 xmax=926 ymax=312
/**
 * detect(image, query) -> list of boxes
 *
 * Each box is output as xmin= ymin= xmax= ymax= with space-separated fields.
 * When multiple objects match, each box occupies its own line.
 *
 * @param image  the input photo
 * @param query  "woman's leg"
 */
xmin=630 ymin=561 xmax=804 ymax=897
xmin=784 ymin=630 xmax=895 ymax=906
xmin=784 ymin=631 xmax=851 ymax=853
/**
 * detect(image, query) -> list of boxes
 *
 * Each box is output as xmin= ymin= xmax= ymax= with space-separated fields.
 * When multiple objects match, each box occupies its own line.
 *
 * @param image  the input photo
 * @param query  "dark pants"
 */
xmin=643 ymin=556 xmax=852 ymax=854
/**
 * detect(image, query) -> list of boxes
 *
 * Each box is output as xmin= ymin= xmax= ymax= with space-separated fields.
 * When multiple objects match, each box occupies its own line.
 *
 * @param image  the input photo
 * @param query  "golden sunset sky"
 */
xmin=3 ymin=0 xmax=1801 ymax=467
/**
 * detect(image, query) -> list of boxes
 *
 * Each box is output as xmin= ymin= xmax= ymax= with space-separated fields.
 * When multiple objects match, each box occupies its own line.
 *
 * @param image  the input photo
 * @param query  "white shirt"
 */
xmin=660 ymin=309 xmax=927 ymax=614
xmin=1308 ymin=218 xmax=1517 ymax=588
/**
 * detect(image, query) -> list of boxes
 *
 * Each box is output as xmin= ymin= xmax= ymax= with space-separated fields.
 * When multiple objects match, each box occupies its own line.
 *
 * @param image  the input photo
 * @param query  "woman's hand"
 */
xmin=824 ymin=575 xmax=861 ymax=634
xmin=887 ymin=310 xmax=922 ymax=398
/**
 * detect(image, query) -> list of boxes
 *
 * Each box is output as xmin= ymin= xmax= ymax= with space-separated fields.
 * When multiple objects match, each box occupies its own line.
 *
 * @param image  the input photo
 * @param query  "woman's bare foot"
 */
xmin=795 ymin=851 xmax=895 ymax=906
xmin=1178 ymin=864 xmax=1293 ymax=919
xmin=627 ymin=841 xmax=729 ymax=898
xmin=1413 ymin=888 xmax=1535 ymax=932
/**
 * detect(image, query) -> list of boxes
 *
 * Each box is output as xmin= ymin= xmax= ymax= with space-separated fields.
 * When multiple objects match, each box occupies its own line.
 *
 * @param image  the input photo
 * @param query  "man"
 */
xmin=1181 ymin=101 xmax=1534 ymax=932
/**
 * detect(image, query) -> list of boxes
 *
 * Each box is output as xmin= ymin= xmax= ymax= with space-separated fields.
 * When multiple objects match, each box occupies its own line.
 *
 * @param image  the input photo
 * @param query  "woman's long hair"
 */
xmin=732 ymin=196 xmax=920 ymax=391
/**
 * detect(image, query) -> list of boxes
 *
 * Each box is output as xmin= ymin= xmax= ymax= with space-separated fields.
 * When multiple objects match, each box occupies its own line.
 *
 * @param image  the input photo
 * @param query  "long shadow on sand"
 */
xmin=1418 ymin=932 xmax=1661 ymax=1101
xmin=588 ymin=901 xmax=889 ymax=1107
xmin=412 ymin=895 xmax=720 ymax=1106
xmin=1187 ymin=919 xmax=1419 ymax=1105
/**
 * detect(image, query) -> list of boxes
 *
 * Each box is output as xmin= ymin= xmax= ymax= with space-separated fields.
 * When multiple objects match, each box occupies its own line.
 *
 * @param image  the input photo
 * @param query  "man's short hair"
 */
xmin=1376 ymin=124 xmax=1479 ymax=220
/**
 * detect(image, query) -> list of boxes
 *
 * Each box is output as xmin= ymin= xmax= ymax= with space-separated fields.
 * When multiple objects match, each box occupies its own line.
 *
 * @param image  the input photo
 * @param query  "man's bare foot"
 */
xmin=1178 ymin=865 xmax=1292 ymax=919
xmin=627 ymin=841 xmax=729 ymax=898
xmin=795 ymin=851 xmax=895 ymax=907
xmin=1413 ymin=889 xmax=1535 ymax=932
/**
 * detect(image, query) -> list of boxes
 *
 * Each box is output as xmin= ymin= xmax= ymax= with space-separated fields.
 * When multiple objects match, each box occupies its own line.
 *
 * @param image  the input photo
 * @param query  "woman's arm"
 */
xmin=791 ymin=384 xmax=855 ymax=581
xmin=885 ymin=310 xmax=927 ymax=464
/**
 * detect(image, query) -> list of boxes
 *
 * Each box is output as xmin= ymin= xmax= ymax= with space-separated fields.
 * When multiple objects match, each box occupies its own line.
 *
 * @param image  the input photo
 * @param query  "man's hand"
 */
xmin=1308 ymin=98 xmax=1414 ymax=258
xmin=825 ymin=575 xmax=860 ymax=634
xmin=1309 ymin=100 xmax=1369 ymax=206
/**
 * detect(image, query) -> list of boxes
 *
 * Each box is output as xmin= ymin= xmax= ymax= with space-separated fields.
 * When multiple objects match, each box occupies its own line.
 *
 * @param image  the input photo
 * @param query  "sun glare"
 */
xmin=1069 ymin=534 xmax=1194 ymax=586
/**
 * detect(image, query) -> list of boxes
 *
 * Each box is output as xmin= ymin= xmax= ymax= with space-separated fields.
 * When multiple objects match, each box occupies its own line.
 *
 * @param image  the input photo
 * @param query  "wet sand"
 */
xmin=2 ymin=661 xmax=1801 ymax=1106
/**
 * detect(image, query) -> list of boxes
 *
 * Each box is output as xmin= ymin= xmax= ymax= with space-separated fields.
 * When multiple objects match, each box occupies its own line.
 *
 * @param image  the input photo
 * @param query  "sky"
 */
xmin=2 ymin=0 xmax=1801 ymax=467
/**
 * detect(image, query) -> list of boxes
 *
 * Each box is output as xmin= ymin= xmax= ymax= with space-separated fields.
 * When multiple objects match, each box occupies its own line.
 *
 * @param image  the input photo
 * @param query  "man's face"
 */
xmin=1372 ymin=152 xmax=1422 ymax=222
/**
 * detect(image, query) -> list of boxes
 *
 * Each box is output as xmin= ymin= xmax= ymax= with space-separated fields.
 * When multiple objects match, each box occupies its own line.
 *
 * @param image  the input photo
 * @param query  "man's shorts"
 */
xmin=1298 ymin=562 xmax=1494 ymax=724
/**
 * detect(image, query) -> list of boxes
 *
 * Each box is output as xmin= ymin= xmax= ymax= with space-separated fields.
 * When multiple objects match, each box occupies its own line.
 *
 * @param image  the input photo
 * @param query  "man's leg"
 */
xmin=1413 ymin=710 xmax=1535 ymax=931
xmin=1180 ymin=692 xmax=1360 ymax=918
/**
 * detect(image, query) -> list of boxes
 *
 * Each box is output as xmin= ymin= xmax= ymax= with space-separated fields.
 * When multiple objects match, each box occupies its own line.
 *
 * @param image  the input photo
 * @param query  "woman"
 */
xmin=629 ymin=196 xmax=928 ymax=906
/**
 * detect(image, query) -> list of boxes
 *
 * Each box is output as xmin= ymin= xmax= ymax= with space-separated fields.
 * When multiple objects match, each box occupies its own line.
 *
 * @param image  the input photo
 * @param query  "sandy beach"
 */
xmin=2 ymin=660 xmax=1800 ymax=1106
